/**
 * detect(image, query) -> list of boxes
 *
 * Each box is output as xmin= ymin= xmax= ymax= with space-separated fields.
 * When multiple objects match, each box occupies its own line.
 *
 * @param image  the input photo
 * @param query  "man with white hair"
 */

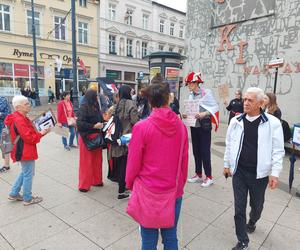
xmin=4 ymin=95 xmax=49 ymax=206
xmin=224 ymin=87 xmax=285 ymax=250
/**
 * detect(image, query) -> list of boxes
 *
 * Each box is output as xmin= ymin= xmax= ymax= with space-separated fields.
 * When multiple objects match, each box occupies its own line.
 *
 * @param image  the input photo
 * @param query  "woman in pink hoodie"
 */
xmin=126 ymin=83 xmax=189 ymax=250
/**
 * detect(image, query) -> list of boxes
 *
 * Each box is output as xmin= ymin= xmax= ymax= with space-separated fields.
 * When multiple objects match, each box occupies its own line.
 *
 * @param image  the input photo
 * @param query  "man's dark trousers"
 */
xmin=232 ymin=167 xmax=268 ymax=244
xmin=190 ymin=126 xmax=212 ymax=177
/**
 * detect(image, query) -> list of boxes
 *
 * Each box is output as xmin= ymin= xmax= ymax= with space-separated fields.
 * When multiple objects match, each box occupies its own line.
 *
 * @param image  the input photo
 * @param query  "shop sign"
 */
xmin=13 ymin=49 xmax=33 ymax=58
xmin=14 ymin=64 xmax=29 ymax=77
xmin=0 ymin=62 xmax=13 ymax=76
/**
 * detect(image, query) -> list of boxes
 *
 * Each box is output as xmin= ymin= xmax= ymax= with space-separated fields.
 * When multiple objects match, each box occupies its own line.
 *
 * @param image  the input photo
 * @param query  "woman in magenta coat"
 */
xmin=126 ymin=83 xmax=189 ymax=250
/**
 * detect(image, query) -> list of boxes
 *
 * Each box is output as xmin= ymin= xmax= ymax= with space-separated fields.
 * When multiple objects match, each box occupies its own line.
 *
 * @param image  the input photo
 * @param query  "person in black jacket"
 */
xmin=225 ymin=89 xmax=244 ymax=124
xmin=77 ymin=89 xmax=104 ymax=192
xmin=169 ymin=92 xmax=180 ymax=116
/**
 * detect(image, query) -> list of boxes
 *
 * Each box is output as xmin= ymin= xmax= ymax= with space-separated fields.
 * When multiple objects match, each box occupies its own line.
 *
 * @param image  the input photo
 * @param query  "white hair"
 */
xmin=245 ymin=87 xmax=265 ymax=101
xmin=12 ymin=95 xmax=28 ymax=109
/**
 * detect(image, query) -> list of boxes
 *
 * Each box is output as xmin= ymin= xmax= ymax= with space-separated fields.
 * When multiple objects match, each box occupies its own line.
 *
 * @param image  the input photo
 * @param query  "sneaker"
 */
xmin=8 ymin=194 xmax=23 ymax=201
xmin=0 ymin=166 xmax=10 ymax=173
xmin=201 ymin=178 xmax=214 ymax=187
xmin=79 ymin=189 xmax=88 ymax=192
xmin=93 ymin=183 xmax=104 ymax=187
xmin=246 ymin=220 xmax=256 ymax=233
xmin=188 ymin=175 xmax=202 ymax=183
xmin=23 ymin=196 xmax=43 ymax=206
xmin=69 ymin=145 xmax=78 ymax=149
xmin=118 ymin=192 xmax=130 ymax=200
xmin=232 ymin=241 xmax=248 ymax=250
xmin=64 ymin=146 xmax=71 ymax=151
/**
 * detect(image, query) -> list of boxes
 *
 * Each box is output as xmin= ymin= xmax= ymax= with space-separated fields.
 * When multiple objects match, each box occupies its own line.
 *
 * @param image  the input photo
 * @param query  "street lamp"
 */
xmin=30 ymin=0 xmax=41 ymax=106
xmin=71 ymin=0 xmax=79 ymax=113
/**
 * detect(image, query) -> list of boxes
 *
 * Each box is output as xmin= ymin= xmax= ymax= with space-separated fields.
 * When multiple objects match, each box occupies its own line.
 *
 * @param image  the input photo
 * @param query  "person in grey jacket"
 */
xmin=110 ymin=85 xmax=139 ymax=199
xmin=223 ymin=87 xmax=285 ymax=250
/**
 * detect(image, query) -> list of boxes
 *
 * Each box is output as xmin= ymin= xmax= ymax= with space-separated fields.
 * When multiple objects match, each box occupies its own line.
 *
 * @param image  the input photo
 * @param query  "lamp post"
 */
xmin=71 ymin=0 xmax=79 ymax=113
xmin=30 ymin=0 xmax=41 ymax=106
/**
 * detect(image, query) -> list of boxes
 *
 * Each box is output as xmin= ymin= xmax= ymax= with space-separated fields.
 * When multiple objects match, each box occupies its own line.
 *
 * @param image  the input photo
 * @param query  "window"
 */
xmin=54 ymin=16 xmax=66 ymax=40
xmin=27 ymin=10 xmax=40 ymax=37
xmin=170 ymin=23 xmax=175 ymax=36
xmin=79 ymin=0 xmax=87 ymax=7
xmin=126 ymin=10 xmax=133 ymax=25
xmin=159 ymin=44 xmax=164 ymax=51
xmin=106 ymin=70 xmax=121 ymax=80
xmin=109 ymin=4 xmax=116 ymax=21
xmin=142 ymin=42 xmax=148 ymax=57
xmin=127 ymin=39 xmax=133 ymax=57
xmin=109 ymin=35 xmax=116 ymax=54
xmin=78 ymin=21 xmax=88 ymax=44
xmin=159 ymin=19 xmax=164 ymax=33
xmin=169 ymin=47 xmax=174 ymax=52
xmin=142 ymin=14 xmax=149 ymax=29
xmin=0 ymin=4 xmax=10 ymax=31
xmin=124 ymin=72 xmax=135 ymax=81
xmin=179 ymin=25 xmax=184 ymax=38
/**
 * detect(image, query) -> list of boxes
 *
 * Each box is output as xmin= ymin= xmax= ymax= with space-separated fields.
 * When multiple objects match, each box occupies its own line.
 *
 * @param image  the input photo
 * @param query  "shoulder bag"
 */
xmin=63 ymin=102 xmax=76 ymax=126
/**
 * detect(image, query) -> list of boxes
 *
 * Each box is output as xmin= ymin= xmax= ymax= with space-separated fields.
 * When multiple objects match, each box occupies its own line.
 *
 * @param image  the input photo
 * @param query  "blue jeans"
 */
xmin=140 ymin=197 xmax=182 ymax=250
xmin=62 ymin=124 xmax=75 ymax=147
xmin=10 ymin=160 xmax=35 ymax=202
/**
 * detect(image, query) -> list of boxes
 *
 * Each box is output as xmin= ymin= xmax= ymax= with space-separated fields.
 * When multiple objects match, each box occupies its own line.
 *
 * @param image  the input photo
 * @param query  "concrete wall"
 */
xmin=184 ymin=0 xmax=300 ymax=124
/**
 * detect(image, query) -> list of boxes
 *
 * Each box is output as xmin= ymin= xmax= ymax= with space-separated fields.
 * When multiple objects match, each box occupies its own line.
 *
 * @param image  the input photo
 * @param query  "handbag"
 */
xmin=83 ymin=132 xmax=106 ymax=150
xmin=126 ymin=125 xmax=185 ymax=229
xmin=200 ymin=117 xmax=212 ymax=131
xmin=63 ymin=102 xmax=76 ymax=126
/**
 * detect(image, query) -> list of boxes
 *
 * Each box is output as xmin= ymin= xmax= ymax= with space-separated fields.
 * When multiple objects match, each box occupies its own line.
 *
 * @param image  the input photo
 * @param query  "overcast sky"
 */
xmin=154 ymin=0 xmax=187 ymax=12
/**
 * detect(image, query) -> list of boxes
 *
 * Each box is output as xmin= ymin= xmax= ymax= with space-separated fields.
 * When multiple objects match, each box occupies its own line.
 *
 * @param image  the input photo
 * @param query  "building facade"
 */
xmin=0 ymin=0 xmax=99 ymax=101
xmin=98 ymin=0 xmax=186 ymax=86
xmin=184 ymin=0 xmax=300 ymax=124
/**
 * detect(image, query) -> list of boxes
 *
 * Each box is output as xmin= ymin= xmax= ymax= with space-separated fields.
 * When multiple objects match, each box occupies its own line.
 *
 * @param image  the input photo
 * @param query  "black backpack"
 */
xmin=281 ymin=119 xmax=292 ymax=142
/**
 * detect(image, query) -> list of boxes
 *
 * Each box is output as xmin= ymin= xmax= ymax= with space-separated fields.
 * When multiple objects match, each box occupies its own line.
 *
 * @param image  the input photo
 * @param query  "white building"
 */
xmin=98 ymin=0 xmax=186 ymax=85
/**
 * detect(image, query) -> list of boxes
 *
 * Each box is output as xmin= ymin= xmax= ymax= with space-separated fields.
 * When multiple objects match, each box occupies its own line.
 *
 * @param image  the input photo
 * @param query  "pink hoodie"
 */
xmin=126 ymin=107 xmax=189 ymax=198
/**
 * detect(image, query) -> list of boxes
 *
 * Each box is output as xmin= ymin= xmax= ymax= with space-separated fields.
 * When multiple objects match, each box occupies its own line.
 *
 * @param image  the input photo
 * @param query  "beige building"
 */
xmin=0 ymin=0 xmax=99 ymax=101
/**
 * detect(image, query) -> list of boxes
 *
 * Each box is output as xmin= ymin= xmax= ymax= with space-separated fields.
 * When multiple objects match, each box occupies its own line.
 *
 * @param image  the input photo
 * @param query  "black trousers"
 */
xmin=115 ymin=154 xmax=128 ymax=194
xmin=190 ymin=127 xmax=212 ymax=177
xmin=233 ymin=167 xmax=268 ymax=244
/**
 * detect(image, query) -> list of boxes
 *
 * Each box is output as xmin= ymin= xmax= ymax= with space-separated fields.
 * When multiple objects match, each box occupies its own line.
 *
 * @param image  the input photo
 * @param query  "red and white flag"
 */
xmin=79 ymin=59 xmax=87 ymax=75
xmin=199 ymin=88 xmax=220 ymax=131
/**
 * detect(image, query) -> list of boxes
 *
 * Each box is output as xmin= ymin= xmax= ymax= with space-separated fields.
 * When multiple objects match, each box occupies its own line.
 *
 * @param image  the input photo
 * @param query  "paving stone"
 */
xmin=26 ymin=228 xmax=101 ymax=250
xmin=259 ymin=200 xmax=287 ymax=223
xmin=287 ymin=196 xmax=300 ymax=212
xmin=0 ymin=201 xmax=44 ymax=228
xmin=34 ymin=175 xmax=81 ymax=209
xmin=50 ymin=195 xmax=109 ymax=226
xmin=186 ymin=225 xmax=260 ymax=250
xmin=196 ymin=183 xmax=234 ymax=206
xmin=74 ymin=209 xmax=137 ymax=248
xmin=182 ymin=194 xmax=228 ymax=224
xmin=277 ymin=207 xmax=300 ymax=232
xmin=263 ymin=224 xmax=300 ymax=250
xmin=0 ymin=234 xmax=13 ymax=250
xmin=0 ymin=211 xmax=69 ymax=249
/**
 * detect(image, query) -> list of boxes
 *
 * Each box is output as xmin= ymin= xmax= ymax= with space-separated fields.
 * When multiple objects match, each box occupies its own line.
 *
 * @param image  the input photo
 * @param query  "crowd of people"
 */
xmin=0 ymin=71 xmax=288 ymax=250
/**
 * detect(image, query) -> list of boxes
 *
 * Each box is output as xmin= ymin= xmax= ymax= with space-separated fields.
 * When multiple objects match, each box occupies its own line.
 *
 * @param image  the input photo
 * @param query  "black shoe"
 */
xmin=93 ymin=183 xmax=104 ymax=187
xmin=246 ymin=220 xmax=256 ymax=233
xmin=118 ymin=193 xmax=129 ymax=200
xmin=232 ymin=242 xmax=248 ymax=250
xmin=79 ymin=189 xmax=88 ymax=193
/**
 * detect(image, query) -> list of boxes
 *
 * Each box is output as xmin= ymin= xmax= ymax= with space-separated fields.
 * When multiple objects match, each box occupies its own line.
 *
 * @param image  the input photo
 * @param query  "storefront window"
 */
xmin=124 ymin=71 xmax=135 ymax=82
xmin=106 ymin=70 xmax=121 ymax=80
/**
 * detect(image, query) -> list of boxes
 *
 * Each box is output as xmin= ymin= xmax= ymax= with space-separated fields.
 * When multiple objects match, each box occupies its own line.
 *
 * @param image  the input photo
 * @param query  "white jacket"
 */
xmin=224 ymin=112 xmax=285 ymax=178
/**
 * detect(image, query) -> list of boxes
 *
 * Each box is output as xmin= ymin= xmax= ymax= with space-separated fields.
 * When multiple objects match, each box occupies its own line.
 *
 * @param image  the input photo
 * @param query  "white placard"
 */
xmin=292 ymin=125 xmax=300 ymax=146
xmin=182 ymin=99 xmax=199 ymax=127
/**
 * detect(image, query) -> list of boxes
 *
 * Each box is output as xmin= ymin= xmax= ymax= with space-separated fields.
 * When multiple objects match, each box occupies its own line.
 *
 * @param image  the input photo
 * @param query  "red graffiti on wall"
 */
xmin=236 ymin=41 xmax=248 ymax=64
xmin=217 ymin=24 xmax=236 ymax=52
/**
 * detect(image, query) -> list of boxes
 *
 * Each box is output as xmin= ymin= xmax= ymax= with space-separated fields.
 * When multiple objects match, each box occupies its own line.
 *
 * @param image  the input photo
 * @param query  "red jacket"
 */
xmin=4 ymin=112 xmax=43 ymax=162
xmin=57 ymin=100 xmax=75 ymax=124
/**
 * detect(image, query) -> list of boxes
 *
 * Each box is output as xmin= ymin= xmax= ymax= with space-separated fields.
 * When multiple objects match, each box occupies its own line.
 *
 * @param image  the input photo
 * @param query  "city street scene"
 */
xmin=1 ymin=0 xmax=300 ymax=249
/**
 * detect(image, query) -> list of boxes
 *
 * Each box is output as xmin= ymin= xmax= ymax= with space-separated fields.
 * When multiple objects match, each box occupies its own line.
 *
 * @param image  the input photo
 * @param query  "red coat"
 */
xmin=57 ymin=100 xmax=75 ymax=124
xmin=4 ymin=112 xmax=43 ymax=162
